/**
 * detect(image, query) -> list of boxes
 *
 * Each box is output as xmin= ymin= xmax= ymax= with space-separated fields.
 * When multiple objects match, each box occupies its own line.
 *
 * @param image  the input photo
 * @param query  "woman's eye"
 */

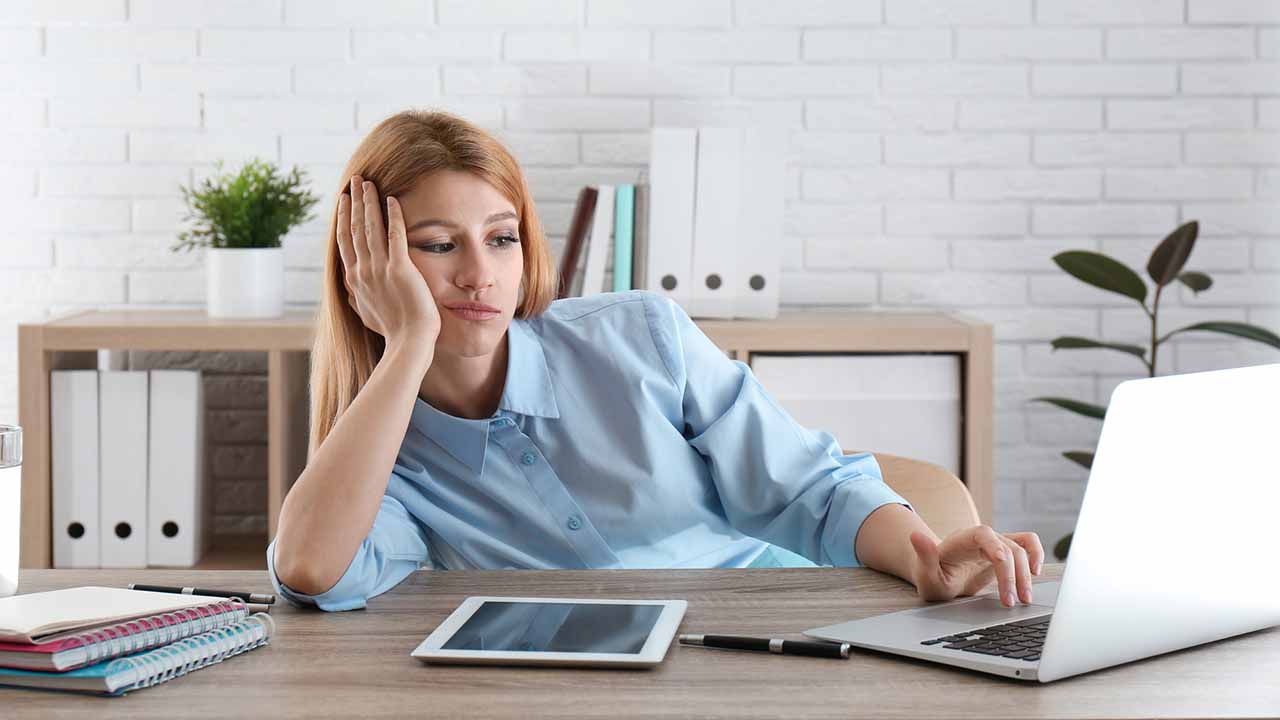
xmin=418 ymin=242 xmax=454 ymax=253
xmin=491 ymin=234 xmax=520 ymax=248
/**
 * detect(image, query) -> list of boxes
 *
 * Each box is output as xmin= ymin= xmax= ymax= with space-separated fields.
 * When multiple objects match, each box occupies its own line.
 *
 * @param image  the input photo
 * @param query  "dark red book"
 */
xmin=556 ymin=186 xmax=598 ymax=299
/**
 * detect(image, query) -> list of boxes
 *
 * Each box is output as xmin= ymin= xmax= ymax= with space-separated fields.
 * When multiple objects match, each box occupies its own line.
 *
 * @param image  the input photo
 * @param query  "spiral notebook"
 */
xmin=0 ymin=613 xmax=274 ymax=696
xmin=0 ymin=586 xmax=235 ymax=645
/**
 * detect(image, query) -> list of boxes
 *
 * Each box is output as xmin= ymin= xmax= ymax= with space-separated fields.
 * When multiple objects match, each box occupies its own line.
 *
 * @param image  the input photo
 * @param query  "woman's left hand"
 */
xmin=907 ymin=526 xmax=1045 ymax=608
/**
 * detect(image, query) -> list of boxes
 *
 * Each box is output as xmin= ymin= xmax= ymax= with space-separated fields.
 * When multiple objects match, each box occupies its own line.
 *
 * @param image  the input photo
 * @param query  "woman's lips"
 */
xmin=446 ymin=305 xmax=500 ymax=321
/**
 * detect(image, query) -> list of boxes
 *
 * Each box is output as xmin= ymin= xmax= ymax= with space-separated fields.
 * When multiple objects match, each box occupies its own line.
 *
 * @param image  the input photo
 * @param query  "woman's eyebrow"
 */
xmin=405 ymin=210 xmax=517 ymax=232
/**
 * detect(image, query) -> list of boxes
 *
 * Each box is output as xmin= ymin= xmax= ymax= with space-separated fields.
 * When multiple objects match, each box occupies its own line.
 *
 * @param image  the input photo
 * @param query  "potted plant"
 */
xmin=171 ymin=158 xmax=319 ymax=319
xmin=1032 ymin=220 xmax=1280 ymax=560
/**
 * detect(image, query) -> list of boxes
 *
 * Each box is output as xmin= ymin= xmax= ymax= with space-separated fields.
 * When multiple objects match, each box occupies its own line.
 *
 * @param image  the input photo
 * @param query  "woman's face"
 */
xmin=394 ymin=169 xmax=524 ymax=359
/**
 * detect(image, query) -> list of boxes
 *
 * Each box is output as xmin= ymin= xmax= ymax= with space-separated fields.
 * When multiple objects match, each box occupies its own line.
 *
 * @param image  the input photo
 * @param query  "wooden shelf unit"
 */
xmin=18 ymin=308 xmax=992 ymax=570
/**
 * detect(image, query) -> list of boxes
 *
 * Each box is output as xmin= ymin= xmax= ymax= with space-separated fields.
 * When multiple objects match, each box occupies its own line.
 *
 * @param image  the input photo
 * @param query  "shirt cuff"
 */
xmin=266 ymin=536 xmax=371 ymax=612
xmin=825 ymin=454 xmax=917 ymax=568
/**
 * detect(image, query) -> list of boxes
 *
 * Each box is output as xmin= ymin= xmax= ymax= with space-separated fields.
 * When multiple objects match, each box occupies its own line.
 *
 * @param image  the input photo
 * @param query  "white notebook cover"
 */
xmin=0 ymin=586 xmax=224 ymax=644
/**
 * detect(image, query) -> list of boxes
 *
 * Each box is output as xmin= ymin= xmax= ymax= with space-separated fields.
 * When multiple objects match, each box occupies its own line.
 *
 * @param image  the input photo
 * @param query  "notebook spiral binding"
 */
xmin=66 ymin=598 xmax=249 ymax=666
xmin=104 ymin=612 xmax=275 ymax=694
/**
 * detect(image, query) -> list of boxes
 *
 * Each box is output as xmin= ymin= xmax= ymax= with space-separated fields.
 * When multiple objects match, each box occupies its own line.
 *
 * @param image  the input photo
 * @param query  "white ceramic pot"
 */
xmin=205 ymin=247 xmax=284 ymax=319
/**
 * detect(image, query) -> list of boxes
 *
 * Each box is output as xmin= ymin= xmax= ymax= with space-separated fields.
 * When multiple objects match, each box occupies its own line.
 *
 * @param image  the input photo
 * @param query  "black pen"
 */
xmin=128 ymin=583 xmax=276 ymax=605
xmin=679 ymin=634 xmax=851 ymax=659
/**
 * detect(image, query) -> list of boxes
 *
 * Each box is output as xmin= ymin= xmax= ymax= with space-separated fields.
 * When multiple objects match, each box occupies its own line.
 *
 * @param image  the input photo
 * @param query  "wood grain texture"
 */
xmin=7 ymin=566 xmax=1280 ymax=718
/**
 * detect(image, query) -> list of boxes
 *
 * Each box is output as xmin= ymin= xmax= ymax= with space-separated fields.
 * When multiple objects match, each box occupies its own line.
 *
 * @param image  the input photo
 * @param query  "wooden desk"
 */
xmin=9 ymin=565 xmax=1280 ymax=718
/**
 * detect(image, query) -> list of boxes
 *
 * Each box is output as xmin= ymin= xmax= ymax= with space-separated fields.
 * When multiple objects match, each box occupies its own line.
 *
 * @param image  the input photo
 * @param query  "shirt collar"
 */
xmin=409 ymin=317 xmax=560 ymax=475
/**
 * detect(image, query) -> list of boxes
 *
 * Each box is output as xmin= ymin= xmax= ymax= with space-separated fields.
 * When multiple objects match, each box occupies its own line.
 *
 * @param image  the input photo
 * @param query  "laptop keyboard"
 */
xmin=919 ymin=614 xmax=1052 ymax=662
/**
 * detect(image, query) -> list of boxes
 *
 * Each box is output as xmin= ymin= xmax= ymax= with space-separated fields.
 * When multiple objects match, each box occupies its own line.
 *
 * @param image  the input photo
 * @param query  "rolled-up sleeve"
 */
xmin=644 ymin=292 xmax=915 ymax=568
xmin=266 ymin=492 xmax=431 ymax=612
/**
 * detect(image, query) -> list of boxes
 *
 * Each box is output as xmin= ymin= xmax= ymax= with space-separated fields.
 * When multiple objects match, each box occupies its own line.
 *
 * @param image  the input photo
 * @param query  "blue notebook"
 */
xmin=0 ymin=613 xmax=273 ymax=696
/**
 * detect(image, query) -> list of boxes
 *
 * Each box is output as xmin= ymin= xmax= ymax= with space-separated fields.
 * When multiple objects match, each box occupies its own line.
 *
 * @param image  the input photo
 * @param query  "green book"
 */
xmin=612 ymin=184 xmax=634 ymax=292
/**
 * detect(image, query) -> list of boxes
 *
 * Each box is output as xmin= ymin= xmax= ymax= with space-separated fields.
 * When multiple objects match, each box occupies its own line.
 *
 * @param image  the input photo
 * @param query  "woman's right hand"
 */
xmin=337 ymin=174 xmax=441 ymax=355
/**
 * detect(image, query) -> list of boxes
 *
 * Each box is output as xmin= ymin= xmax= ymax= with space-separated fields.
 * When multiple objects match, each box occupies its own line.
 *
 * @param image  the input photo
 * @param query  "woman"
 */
xmin=268 ymin=110 xmax=1044 ymax=612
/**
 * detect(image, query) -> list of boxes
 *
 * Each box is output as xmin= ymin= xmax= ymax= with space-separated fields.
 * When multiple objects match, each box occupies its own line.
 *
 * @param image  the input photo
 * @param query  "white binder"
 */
xmin=645 ymin=128 xmax=697 ymax=308
xmin=99 ymin=370 xmax=149 ymax=568
xmin=580 ymin=184 xmax=614 ymax=297
xmin=734 ymin=126 xmax=786 ymax=319
xmin=147 ymin=370 xmax=207 ymax=567
xmin=689 ymin=127 xmax=743 ymax=318
xmin=51 ymin=370 xmax=100 ymax=568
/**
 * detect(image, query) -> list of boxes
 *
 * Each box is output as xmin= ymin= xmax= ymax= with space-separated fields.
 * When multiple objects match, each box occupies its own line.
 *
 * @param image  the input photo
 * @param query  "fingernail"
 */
xmin=1005 ymin=590 xmax=1016 ymax=606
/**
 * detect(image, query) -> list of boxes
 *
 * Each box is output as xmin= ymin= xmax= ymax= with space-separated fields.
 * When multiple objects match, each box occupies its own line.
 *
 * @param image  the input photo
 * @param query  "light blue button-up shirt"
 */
xmin=267 ymin=290 xmax=914 ymax=611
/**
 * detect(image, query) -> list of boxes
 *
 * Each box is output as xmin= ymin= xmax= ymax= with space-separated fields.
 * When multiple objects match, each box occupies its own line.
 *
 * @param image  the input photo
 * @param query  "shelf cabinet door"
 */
xmin=749 ymin=354 xmax=962 ymax=477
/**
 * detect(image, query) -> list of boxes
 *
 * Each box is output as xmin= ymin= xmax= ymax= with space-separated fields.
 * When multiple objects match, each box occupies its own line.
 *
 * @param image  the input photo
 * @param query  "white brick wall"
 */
xmin=2 ymin=0 xmax=1278 ymax=555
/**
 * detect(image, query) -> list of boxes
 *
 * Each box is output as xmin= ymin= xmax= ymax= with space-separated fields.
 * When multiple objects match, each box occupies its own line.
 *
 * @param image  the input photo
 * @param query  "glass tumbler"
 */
xmin=0 ymin=425 xmax=21 ymax=597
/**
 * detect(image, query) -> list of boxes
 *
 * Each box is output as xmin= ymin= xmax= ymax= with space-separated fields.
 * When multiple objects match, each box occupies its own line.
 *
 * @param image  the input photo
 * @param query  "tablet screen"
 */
xmin=441 ymin=601 xmax=665 ymax=654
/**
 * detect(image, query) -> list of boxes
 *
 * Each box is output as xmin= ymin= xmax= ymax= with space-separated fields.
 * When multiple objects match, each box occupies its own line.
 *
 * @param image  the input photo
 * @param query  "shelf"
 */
xmin=189 ymin=535 xmax=267 ymax=571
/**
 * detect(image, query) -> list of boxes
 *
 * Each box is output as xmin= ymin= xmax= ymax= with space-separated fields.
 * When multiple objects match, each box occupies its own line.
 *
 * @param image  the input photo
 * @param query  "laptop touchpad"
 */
xmin=910 ymin=596 xmax=1054 ymax=626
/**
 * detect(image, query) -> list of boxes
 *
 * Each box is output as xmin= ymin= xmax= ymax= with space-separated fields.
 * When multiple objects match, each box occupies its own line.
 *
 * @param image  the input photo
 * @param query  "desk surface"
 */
xmin=8 ymin=566 xmax=1278 ymax=719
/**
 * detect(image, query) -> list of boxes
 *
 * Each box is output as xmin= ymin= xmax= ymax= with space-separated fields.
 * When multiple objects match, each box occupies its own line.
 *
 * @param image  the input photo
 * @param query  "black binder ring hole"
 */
xmin=661 ymin=275 xmax=677 ymax=291
xmin=749 ymin=274 xmax=765 ymax=291
xmin=67 ymin=522 xmax=84 ymax=539
xmin=114 ymin=522 xmax=132 ymax=539
xmin=705 ymin=273 xmax=722 ymax=290
xmin=163 ymin=521 xmax=180 ymax=538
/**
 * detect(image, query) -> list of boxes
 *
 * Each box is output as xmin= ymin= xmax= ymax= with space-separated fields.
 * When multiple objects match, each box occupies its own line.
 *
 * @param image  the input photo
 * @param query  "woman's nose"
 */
xmin=454 ymin=243 xmax=495 ymax=290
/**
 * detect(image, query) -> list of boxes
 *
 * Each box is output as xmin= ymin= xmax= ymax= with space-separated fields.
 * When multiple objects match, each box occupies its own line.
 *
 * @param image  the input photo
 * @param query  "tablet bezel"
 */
xmin=411 ymin=596 xmax=688 ymax=668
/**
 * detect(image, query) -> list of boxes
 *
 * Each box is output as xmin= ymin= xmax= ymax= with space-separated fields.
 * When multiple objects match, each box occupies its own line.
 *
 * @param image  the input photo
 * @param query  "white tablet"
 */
xmin=411 ymin=596 xmax=688 ymax=668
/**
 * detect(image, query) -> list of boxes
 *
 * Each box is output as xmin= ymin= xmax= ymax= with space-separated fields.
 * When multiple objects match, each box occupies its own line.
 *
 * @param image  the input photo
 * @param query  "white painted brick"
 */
xmin=652 ymin=99 xmax=801 ymax=128
xmin=503 ymin=132 xmax=582 ymax=165
xmin=958 ymin=100 xmax=1101 ymax=130
xmin=778 ymin=270 xmax=877 ymax=304
xmin=0 ymin=234 xmax=51 ymax=267
xmin=132 ymin=197 xmax=187 ymax=232
xmin=1182 ymin=203 xmax=1280 ymax=234
xmin=1183 ymin=63 xmax=1280 ymax=96
xmin=0 ymin=97 xmax=44 ymax=128
xmin=0 ymin=269 xmax=124 ymax=303
xmin=1106 ymin=169 xmax=1254 ymax=200
xmin=142 ymin=63 xmax=291 ymax=96
xmin=1265 ymin=29 xmax=1280 ymax=59
xmin=57 ymin=235 xmax=202 ymax=270
xmin=804 ymin=236 xmax=949 ymax=270
xmin=1033 ymin=64 xmax=1175 ymax=96
xmin=804 ymin=29 xmax=951 ymax=60
xmin=956 ymin=169 xmax=1101 ymax=200
xmin=886 ymin=0 xmax=1030 ymax=25
xmin=590 ymin=65 xmax=730 ymax=97
xmin=784 ymin=203 xmax=881 ymax=235
xmin=522 ymin=168 xmax=652 ymax=201
xmin=1179 ymin=273 xmax=1280 ymax=306
xmin=201 ymin=30 xmax=347 ymax=62
xmin=0 ymin=29 xmax=42 ymax=59
xmin=654 ymin=30 xmax=799 ymax=63
xmin=806 ymin=99 xmax=955 ymax=131
xmin=803 ymin=168 xmax=949 ymax=201
xmin=46 ymin=27 xmax=194 ymax=60
xmin=1252 ymin=307 xmax=1280 ymax=329
xmin=442 ymin=0 xmax=581 ymax=26
xmin=0 ymin=62 xmax=135 ymax=95
xmin=1176 ymin=342 xmax=1280 ymax=374
xmin=1026 ymin=342 xmax=1170 ymax=377
xmin=1026 ymin=408 xmax=1104 ymax=448
xmin=887 ymin=203 xmax=1028 ymax=235
xmin=134 ymin=130 xmax=278 ymax=165
xmin=2 ymin=130 xmax=124 ymax=164
xmin=40 ymin=165 xmax=189 ymax=197
xmin=995 ymin=343 xmax=1024 ymax=378
xmin=205 ymin=98 xmax=353 ymax=131
xmin=129 ymin=270 xmax=203 ymax=303
xmin=882 ymin=272 xmax=1027 ymax=306
xmin=1253 ymin=171 xmax=1280 ymax=198
xmin=992 ymin=462 xmax=1025 ymax=510
xmin=589 ymin=0 xmax=728 ymax=26
xmin=952 ymin=307 xmax=1098 ymax=342
xmin=286 ymin=270 xmax=322 ymax=303
xmin=1030 ymin=275 xmax=1141 ymax=307
xmin=50 ymin=96 xmax=200 ymax=129
xmin=1106 ymin=28 xmax=1255 ymax=59
xmin=734 ymin=65 xmax=876 ymax=97
xmin=0 ymin=0 xmax=125 ymax=23
xmin=356 ymin=30 xmax=501 ymax=62
xmin=1188 ymin=0 xmax=1280 ymax=24
xmin=1263 ymin=100 xmax=1280 ymax=129
xmin=1100 ymin=237 xmax=1250 ymax=273
xmin=1034 ymin=133 xmax=1180 ymax=166
xmin=0 ymin=167 xmax=34 ymax=197
xmin=789 ymin=132 xmax=880 ymax=166
xmin=737 ymin=0 xmax=880 ymax=26
xmin=1107 ymin=99 xmax=1253 ymax=130
xmin=882 ymin=64 xmax=1027 ymax=96
xmin=131 ymin=0 xmax=283 ymax=26
xmin=953 ymin=238 xmax=1095 ymax=270
xmin=1101 ymin=306 xmax=1247 ymax=340
xmin=1256 ymin=240 xmax=1280 ymax=269
xmin=1185 ymin=133 xmax=1280 ymax=165
xmin=284 ymin=0 xmax=433 ymax=27
xmin=1 ymin=198 xmax=131 ymax=231
xmin=1037 ymin=0 xmax=1182 ymax=25
xmin=958 ymin=28 xmax=1101 ymax=59
xmin=358 ymin=100 xmax=502 ymax=132
xmin=445 ymin=65 xmax=584 ymax=96
xmin=1032 ymin=203 xmax=1176 ymax=235
xmin=885 ymin=133 xmax=1029 ymax=165
xmin=1023 ymin=478 xmax=1088 ymax=515
xmin=281 ymin=232 xmax=326 ymax=270
xmin=507 ymin=99 xmax=650 ymax=130
xmin=996 ymin=437 xmax=1093 ymax=475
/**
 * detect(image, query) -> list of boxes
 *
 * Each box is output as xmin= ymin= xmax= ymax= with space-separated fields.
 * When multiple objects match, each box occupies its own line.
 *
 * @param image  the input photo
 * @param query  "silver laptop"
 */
xmin=806 ymin=362 xmax=1280 ymax=683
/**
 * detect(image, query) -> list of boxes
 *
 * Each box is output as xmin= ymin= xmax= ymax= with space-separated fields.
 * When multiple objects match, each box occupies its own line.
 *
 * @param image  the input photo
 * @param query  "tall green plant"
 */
xmin=171 ymin=158 xmax=319 ymax=252
xmin=1032 ymin=220 xmax=1280 ymax=560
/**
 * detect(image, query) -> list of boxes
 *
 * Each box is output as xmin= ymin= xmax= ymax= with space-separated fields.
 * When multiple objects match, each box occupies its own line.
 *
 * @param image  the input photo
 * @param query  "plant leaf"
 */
xmin=1062 ymin=451 xmax=1094 ymax=470
xmin=1146 ymin=220 xmax=1199 ymax=286
xmin=1163 ymin=321 xmax=1280 ymax=350
xmin=1054 ymin=532 xmax=1073 ymax=561
xmin=1030 ymin=396 xmax=1107 ymax=420
xmin=1050 ymin=336 xmax=1146 ymax=359
xmin=1178 ymin=271 xmax=1212 ymax=293
xmin=1053 ymin=250 xmax=1148 ymax=305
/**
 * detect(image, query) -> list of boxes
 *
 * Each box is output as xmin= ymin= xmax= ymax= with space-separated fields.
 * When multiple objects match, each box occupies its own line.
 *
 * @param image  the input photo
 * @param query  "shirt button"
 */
xmin=567 ymin=516 xmax=582 ymax=531
xmin=521 ymin=451 xmax=536 ymax=466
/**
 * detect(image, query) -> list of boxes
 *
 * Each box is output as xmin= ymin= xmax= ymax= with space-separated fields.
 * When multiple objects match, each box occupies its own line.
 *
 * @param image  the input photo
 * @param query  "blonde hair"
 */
xmin=307 ymin=109 xmax=556 ymax=458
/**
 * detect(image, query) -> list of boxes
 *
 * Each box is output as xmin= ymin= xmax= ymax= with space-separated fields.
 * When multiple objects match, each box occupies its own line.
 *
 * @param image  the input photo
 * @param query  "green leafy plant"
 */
xmin=1032 ymin=220 xmax=1280 ymax=560
xmin=171 ymin=158 xmax=320 ymax=252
